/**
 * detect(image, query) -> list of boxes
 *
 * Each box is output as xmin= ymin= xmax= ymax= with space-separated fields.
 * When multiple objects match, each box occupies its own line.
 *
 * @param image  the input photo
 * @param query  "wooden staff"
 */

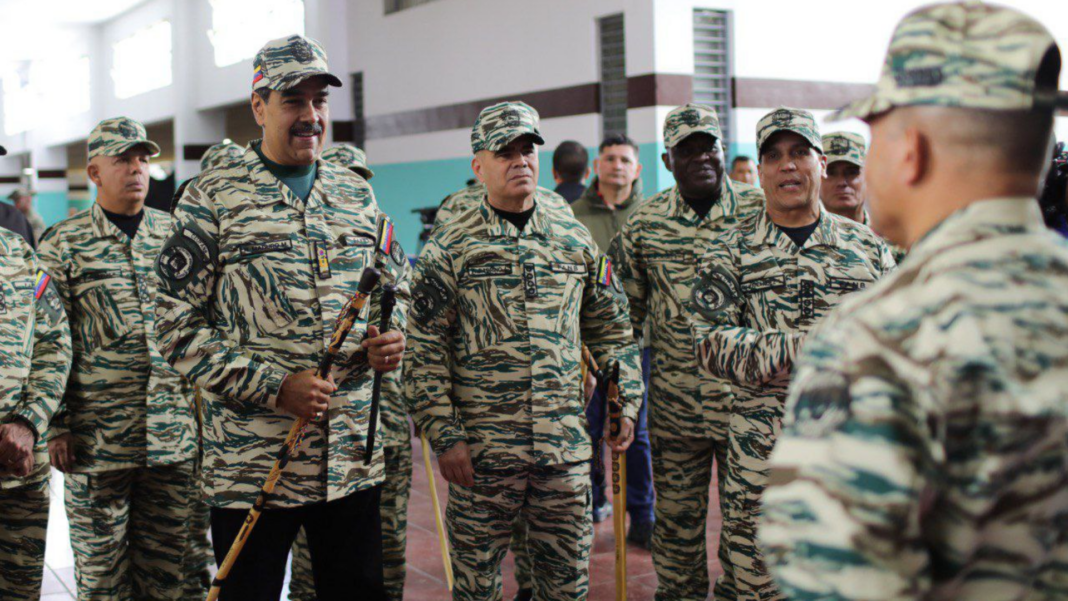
xmin=421 ymin=433 xmax=454 ymax=591
xmin=207 ymin=267 xmax=381 ymax=601
xmin=606 ymin=361 xmax=627 ymax=601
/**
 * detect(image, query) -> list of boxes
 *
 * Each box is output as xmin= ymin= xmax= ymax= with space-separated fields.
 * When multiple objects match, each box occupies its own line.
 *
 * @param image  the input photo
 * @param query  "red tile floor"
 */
xmin=403 ymin=440 xmax=724 ymax=600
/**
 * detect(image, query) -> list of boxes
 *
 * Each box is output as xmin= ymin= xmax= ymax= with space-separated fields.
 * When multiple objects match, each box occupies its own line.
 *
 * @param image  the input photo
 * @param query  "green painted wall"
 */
xmin=36 ymin=191 xmax=72 ymax=227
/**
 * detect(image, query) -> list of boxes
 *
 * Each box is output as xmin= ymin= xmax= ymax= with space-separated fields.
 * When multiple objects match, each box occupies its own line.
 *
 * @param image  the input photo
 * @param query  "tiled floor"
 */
xmin=41 ymin=441 xmax=724 ymax=600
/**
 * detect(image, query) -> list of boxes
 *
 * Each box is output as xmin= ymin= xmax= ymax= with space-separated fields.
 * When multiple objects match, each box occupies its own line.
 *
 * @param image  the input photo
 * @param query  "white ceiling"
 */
xmin=0 ymin=0 xmax=147 ymax=25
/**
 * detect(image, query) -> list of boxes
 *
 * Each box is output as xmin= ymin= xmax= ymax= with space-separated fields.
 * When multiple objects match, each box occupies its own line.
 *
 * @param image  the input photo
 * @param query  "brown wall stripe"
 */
xmin=628 ymin=74 xmax=694 ymax=109
xmin=333 ymin=120 xmax=355 ymax=143
xmin=37 ymin=169 xmax=67 ymax=179
xmin=365 ymin=82 xmax=600 ymax=140
xmin=183 ymin=144 xmax=213 ymax=162
xmin=0 ymin=176 xmax=22 ymax=184
xmin=69 ymin=183 xmax=90 ymax=191
xmin=733 ymin=77 xmax=876 ymax=110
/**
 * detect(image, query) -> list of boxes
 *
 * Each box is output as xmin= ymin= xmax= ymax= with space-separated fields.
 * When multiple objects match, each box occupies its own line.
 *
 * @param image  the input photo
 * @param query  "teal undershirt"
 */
xmin=252 ymin=141 xmax=317 ymax=203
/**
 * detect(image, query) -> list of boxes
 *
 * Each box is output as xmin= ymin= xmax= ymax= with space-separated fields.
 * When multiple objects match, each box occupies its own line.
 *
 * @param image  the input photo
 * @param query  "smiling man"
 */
xmin=37 ymin=117 xmax=204 ymax=600
xmin=405 ymin=101 xmax=643 ymax=601
xmin=691 ymin=107 xmax=895 ymax=600
xmin=615 ymin=103 xmax=765 ymax=601
xmin=155 ymin=36 xmax=409 ymax=601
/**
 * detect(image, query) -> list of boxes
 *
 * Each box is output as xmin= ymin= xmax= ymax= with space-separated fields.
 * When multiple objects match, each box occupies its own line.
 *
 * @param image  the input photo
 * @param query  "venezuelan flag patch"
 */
xmin=377 ymin=218 xmax=395 ymax=256
xmin=252 ymin=65 xmax=264 ymax=85
xmin=34 ymin=270 xmax=51 ymax=300
xmin=596 ymin=256 xmax=613 ymax=287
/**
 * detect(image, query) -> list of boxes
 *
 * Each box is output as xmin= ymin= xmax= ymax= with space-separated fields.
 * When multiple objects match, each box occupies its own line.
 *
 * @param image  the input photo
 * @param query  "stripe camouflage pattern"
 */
xmin=155 ymin=141 xmax=411 ymax=509
xmin=691 ymin=207 xmax=896 ymax=599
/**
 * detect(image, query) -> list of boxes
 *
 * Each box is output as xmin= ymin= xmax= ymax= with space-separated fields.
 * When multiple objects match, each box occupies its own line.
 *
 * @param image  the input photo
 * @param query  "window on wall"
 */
xmin=385 ymin=0 xmax=439 ymax=15
xmin=693 ymin=9 xmax=733 ymax=149
xmin=209 ymin=0 xmax=306 ymax=67
xmin=599 ymin=14 xmax=627 ymax=137
xmin=4 ymin=55 xmax=91 ymax=136
xmin=112 ymin=21 xmax=173 ymax=99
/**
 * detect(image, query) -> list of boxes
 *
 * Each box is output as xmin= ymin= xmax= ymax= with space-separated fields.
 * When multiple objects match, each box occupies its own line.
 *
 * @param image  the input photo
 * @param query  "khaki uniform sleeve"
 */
xmin=6 ymin=248 xmax=72 ymax=442
xmin=34 ymin=229 xmax=74 ymax=438
xmin=403 ymin=236 xmax=466 ymax=455
xmin=616 ymin=221 xmax=648 ymax=342
xmin=154 ymin=180 xmax=290 ymax=409
xmin=581 ymin=246 xmax=644 ymax=422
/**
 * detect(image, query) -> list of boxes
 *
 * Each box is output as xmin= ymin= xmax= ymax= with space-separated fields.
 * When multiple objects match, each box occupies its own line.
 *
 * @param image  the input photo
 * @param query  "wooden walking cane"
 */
xmin=607 ymin=361 xmax=628 ymax=601
xmin=207 ymin=267 xmax=381 ymax=601
xmin=421 ymin=434 xmax=455 ymax=591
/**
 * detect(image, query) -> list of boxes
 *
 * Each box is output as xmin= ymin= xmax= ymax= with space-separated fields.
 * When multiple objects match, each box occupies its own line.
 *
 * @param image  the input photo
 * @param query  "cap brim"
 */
xmin=667 ymin=130 xmax=721 ymax=149
xmin=489 ymin=130 xmax=545 ymax=151
xmin=354 ymin=166 xmax=375 ymax=180
xmin=826 ymin=156 xmax=864 ymax=168
xmin=114 ymin=140 xmax=162 ymax=158
xmin=278 ymin=71 xmax=343 ymax=91
xmin=828 ymin=94 xmax=893 ymax=123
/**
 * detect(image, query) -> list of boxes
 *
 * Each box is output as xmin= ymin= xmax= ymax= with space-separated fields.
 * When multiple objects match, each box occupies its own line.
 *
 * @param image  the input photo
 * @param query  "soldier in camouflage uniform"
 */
xmin=37 ymin=118 xmax=203 ymax=600
xmin=405 ymin=101 xmax=644 ymax=601
xmin=820 ymin=131 xmax=907 ymax=263
xmin=615 ymin=103 xmax=764 ymax=601
xmin=288 ymin=144 xmax=413 ymax=601
xmin=691 ymin=108 xmax=895 ymax=600
xmin=759 ymin=4 xmax=1068 ymax=599
xmin=155 ymin=36 xmax=409 ymax=601
xmin=322 ymin=143 xmax=375 ymax=180
xmin=0 ymin=140 xmax=73 ymax=601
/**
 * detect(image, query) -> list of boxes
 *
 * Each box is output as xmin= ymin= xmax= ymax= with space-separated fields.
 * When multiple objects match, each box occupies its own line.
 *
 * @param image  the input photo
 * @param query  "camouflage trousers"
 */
xmin=650 ymin=434 xmax=734 ymax=601
xmin=0 ymin=477 xmax=49 ymax=600
xmin=509 ymin=517 xmax=533 ymax=591
xmin=448 ymin=460 xmax=592 ymax=601
xmin=65 ymin=460 xmax=200 ymax=600
xmin=289 ymin=442 xmax=413 ymax=601
xmin=722 ymin=397 xmax=785 ymax=601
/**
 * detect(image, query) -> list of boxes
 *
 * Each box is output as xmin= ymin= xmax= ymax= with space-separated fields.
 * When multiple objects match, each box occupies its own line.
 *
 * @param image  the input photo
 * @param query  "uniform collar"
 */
xmin=477 ymin=189 xmax=554 ymax=239
xmin=243 ymin=140 xmax=325 ymax=213
xmin=750 ymin=205 xmax=841 ymax=254
xmin=667 ymin=176 xmax=740 ymax=224
xmin=909 ymin=198 xmax=1047 ymax=259
xmin=90 ymin=201 xmax=154 ymax=244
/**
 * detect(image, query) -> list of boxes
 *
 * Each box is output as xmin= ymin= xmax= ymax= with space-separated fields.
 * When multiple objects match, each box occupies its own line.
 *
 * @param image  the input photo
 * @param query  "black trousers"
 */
xmin=211 ymin=485 xmax=385 ymax=601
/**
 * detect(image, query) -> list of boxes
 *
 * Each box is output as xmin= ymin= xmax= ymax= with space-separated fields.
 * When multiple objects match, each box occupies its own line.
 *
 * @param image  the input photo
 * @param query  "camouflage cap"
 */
xmin=471 ymin=101 xmax=545 ymax=154
xmin=252 ymin=35 xmax=342 ymax=92
xmin=822 ymin=132 xmax=867 ymax=167
xmin=757 ymin=107 xmax=822 ymax=156
xmin=321 ymin=144 xmax=374 ymax=179
xmin=663 ymin=103 xmax=722 ymax=148
xmin=199 ymin=141 xmax=244 ymax=172
xmin=87 ymin=117 xmax=161 ymax=161
xmin=7 ymin=188 xmax=33 ymax=200
xmin=831 ymin=2 xmax=1068 ymax=122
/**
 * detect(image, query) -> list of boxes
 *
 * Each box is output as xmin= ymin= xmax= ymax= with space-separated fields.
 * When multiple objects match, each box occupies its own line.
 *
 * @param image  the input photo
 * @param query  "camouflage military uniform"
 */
xmin=406 ymin=102 xmax=643 ymax=601
xmin=288 ymin=144 xmax=413 ymax=601
xmin=616 ymin=104 xmax=764 ymax=601
xmin=435 ymin=182 xmax=571 ymax=231
xmin=822 ymin=131 xmax=908 ymax=264
xmin=0 ymin=227 xmax=72 ymax=601
xmin=760 ymin=4 xmax=1068 ymax=599
xmin=693 ymin=115 xmax=895 ymax=597
xmin=37 ymin=118 xmax=201 ymax=600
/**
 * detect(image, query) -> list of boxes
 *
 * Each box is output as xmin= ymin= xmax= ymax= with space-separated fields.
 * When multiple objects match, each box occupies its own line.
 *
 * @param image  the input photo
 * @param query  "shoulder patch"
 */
xmin=156 ymin=222 xmax=217 ymax=292
xmin=411 ymin=274 xmax=453 ymax=322
xmin=34 ymin=270 xmax=64 ymax=323
xmin=692 ymin=264 xmax=742 ymax=319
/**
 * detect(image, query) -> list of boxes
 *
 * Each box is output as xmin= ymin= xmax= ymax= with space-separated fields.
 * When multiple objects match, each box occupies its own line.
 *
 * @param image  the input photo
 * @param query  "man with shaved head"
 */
xmin=759 ymin=3 xmax=1068 ymax=599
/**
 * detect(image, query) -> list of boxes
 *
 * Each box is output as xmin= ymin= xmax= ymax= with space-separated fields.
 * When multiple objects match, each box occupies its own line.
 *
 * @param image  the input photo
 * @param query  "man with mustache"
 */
xmin=405 ymin=101 xmax=643 ymax=600
xmin=691 ymin=108 xmax=895 ymax=600
xmin=37 ymin=118 xmax=205 ymax=600
xmin=155 ymin=36 xmax=409 ymax=601
xmin=0 ymin=143 xmax=72 ymax=601
xmin=820 ymin=131 xmax=907 ymax=263
xmin=614 ymin=103 xmax=764 ymax=601
xmin=759 ymin=4 xmax=1068 ymax=599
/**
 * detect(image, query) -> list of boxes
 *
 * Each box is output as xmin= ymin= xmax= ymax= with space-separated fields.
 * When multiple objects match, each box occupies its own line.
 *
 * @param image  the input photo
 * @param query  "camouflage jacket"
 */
xmin=693 ymin=209 xmax=896 ymax=395
xmin=861 ymin=209 xmax=908 ymax=264
xmin=38 ymin=204 xmax=197 ymax=473
xmin=433 ymin=183 xmax=571 ymax=232
xmin=155 ymin=145 xmax=410 ymax=509
xmin=405 ymin=190 xmax=643 ymax=469
xmin=760 ymin=198 xmax=1068 ymax=599
xmin=616 ymin=178 xmax=765 ymax=438
xmin=0 ymin=230 xmax=71 ymax=489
